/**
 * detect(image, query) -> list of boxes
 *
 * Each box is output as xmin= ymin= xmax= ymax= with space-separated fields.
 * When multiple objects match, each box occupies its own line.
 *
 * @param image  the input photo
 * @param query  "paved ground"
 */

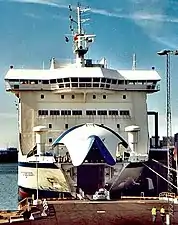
xmin=1 ymin=200 xmax=178 ymax=225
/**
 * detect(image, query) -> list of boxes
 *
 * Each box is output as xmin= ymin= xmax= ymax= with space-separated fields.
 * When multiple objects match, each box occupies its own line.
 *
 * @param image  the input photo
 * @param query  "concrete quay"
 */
xmin=1 ymin=200 xmax=178 ymax=225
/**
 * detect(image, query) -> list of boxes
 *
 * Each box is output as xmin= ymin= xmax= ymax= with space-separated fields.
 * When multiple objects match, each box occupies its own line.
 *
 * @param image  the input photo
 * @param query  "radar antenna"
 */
xmin=68 ymin=3 xmax=96 ymax=67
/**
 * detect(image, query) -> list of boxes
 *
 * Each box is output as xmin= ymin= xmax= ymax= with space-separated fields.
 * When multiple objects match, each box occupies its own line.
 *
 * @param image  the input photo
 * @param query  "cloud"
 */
xmin=7 ymin=0 xmax=178 ymax=25
xmin=151 ymin=36 xmax=178 ymax=49
xmin=8 ymin=0 xmax=65 ymax=7
xmin=24 ymin=12 xmax=41 ymax=19
xmin=90 ymin=7 xmax=178 ymax=24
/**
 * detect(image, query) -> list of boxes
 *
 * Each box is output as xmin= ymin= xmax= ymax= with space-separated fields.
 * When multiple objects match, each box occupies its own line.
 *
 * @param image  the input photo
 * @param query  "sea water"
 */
xmin=0 ymin=163 xmax=18 ymax=210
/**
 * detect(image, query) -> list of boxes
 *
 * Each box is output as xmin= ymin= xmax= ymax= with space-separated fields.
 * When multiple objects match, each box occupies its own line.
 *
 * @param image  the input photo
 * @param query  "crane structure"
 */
xmin=157 ymin=49 xmax=178 ymax=222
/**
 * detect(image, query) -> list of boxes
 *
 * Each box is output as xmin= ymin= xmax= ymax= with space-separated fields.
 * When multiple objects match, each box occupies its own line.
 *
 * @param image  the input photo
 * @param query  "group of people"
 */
xmin=151 ymin=206 xmax=166 ymax=224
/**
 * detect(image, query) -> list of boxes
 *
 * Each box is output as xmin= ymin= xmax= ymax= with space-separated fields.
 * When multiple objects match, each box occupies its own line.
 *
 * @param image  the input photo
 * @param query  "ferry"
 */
xmin=0 ymin=147 xmax=18 ymax=163
xmin=4 ymin=4 xmax=161 ymax=200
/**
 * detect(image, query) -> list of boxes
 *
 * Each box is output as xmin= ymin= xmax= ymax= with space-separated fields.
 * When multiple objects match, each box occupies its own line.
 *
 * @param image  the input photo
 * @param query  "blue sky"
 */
xmin=0 ymin=0 xmax=178 ymax=147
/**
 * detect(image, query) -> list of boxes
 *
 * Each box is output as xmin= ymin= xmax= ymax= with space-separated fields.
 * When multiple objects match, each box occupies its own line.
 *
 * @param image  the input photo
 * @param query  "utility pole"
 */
xmin=157 ymin=49 xmax=178 ymax=223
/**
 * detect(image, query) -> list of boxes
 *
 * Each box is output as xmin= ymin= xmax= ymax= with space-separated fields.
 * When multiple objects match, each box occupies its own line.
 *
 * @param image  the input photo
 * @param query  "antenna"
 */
xmin=77 ymin=3 xmax=82 ymax=34
xmin=67 ymin=4 xmax=96 ymax=67
xmin=132 ymin=53 xmax=137 ymax=70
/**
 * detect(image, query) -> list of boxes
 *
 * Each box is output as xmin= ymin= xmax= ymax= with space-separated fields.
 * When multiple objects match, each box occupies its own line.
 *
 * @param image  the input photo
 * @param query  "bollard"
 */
xmin=166 ymin=214 xmax=170 ymax=225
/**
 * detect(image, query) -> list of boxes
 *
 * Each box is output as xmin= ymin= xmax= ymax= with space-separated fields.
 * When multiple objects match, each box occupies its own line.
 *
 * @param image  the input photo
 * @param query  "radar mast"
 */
xmin=68 ymin=3 xmax=96 ymax=67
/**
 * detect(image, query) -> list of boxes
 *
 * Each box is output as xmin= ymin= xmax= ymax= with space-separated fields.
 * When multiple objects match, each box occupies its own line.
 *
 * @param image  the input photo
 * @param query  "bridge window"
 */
xmin=93 ymin=83 xmax=99 ymax=87
xmin=71 ymin=78 xmax=78 ymax=82
xmin=120 ymin=110 xmax=130 ymax=116
xmin=61 ymin=95 xmax=64 ymax=99
xmin=72 ymin=83 xmax=78 ymax=87
xmin=50 ymin=110 xmax=60 ymax=116
xmin=42 ymin=80 xmax=49 ymax=84
xmin=86 ymin=83 xmax=91 ymax=87
xmin=64 ymin=78 xmax=70 ymax=82
xmin=79 ymin=78 xmax=91 ymax=82
xmin=57 ymin=79 xmax=63 ymax=83
xmin=106 ymin=84 xmax=110 ymax=89
xmin=97 ymin=110 xmax=107 ymax=116
xmin=118 ymin=80 xmax=124 ymax=85
xmin=101 ymin=78 xmax=106 ymax=82
xmin=65 ymin=83 xmax=70 ymax=88
xmin=93 ymin=78 xmax=100 ymax=82
xmin=38 ymin=110 xmax=48 ymax=116
xmin=103 ymin=95 xmax=107 ymax=99
xmin=50 ymin=79 xmax=56 ymax=84
xmin=65 ymin=124 xmax=69 ymax=129
xmin=61 ymin=110 xmax=71 ymax=116
xmin=86 ymin=110 xmax=96 ymax=115
xmin=49 ymin=124 xmax=52 ymax=129
xmin=72 ymin=95 xmax=75 ymax=99
xmin=93 ymin=95 xmax=96 ymax=99
xmin=100 ymin=83 xmax=105 ymax=88
xmin=41 ymin=94 xmax=44 ymax=99
xmin=112 ymin=79 xmax=117 ymax=84
xmin=123 ymin=95 xmax=126 ymax=99
xmin=59 ymin=84 xmax=64 ymax=88
xmin=109 ymin=110 xmax=118 ymax=116
xmin=72 ymin=110 xmax=82 ymax=115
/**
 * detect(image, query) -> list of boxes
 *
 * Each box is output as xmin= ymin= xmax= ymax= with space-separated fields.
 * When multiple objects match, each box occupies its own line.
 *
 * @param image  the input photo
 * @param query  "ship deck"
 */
xmin=1 ymin=199 xmax=178 ymax=224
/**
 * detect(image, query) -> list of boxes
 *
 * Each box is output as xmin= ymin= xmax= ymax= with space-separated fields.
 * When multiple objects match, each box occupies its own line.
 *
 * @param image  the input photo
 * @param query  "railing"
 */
xmin=159 ymin=192 xmax=176 ymax=199
xmin=18 ymin=197 xmax=32 ymax=211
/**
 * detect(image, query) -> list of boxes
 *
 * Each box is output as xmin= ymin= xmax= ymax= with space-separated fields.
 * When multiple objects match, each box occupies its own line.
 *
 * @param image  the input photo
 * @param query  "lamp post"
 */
xmin=157 ymin=49 xmax=178 ymax=223
xmin=157 ymin=49 xmax=178 ymax=146
xmin=35 ymin=154 xmax=39 ymax=202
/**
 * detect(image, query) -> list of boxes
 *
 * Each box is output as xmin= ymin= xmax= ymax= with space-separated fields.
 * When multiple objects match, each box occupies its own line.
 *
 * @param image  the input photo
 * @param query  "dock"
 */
xmin=1 ymin=197 xmax=178 ymax=225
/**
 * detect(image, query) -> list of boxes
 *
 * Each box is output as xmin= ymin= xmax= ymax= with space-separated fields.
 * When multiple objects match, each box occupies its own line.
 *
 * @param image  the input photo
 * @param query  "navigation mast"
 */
xmin=68 ymin=4 xmax=96 ymax=67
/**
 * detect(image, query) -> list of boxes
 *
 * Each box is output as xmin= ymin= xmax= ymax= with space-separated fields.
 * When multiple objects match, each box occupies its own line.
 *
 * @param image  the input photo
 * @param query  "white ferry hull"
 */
xmin=18 ymin=160 xmax=145 ymax=200
xmin=18 ymin=161 xmax=71 ymax=200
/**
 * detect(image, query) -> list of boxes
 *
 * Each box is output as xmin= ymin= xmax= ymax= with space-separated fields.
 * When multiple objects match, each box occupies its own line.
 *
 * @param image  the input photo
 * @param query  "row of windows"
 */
xmin=10 ymin=77 xmax=157 ymax=86
xmin=40 ymin=94 xmax=127 ymax=100
xmin=38 ymin=110 xmax=130 ymax=116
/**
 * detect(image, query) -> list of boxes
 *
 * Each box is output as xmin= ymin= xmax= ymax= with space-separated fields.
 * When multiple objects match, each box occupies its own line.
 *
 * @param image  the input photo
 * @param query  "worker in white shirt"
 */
xmin=160 ymin=206 xmax=165 ymax=224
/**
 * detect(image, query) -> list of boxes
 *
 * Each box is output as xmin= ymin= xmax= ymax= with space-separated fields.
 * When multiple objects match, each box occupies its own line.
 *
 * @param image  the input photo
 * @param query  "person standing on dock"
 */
xmin=151 ymin=206 xmax=157 ymax=223
xmin=160 ymin=206 xmax=165 ymax=224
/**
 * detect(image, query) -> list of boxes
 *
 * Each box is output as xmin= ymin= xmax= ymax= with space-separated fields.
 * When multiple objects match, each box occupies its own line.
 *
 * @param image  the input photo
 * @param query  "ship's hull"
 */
xmin=18 ymin=160 xmax=147 ymax=201
xmin=18 ymin=186 xmax=72 ymax=201
xmin=18 ymin=161 xmax=72 ymax=201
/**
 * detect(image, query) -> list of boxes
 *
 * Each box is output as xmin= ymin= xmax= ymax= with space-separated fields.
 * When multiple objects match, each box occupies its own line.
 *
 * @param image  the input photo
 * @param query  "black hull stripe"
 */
xmin=18 ymin=162 xmax=58 ymax=169
xmin=18 ymin=161 xmax=145 ymax=169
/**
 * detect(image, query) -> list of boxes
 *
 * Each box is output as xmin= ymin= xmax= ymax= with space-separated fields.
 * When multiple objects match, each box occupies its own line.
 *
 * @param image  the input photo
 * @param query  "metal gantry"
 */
xmin=157 ymin=49 xmax=178 ymax=221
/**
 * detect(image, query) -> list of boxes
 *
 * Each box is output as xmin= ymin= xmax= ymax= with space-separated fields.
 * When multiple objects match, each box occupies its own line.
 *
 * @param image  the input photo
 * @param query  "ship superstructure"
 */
xmin=4 ymin=5 xmax=161 ymax=200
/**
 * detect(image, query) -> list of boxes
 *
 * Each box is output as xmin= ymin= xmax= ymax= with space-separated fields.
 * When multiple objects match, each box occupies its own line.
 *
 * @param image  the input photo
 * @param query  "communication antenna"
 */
xmin=65 ymin=3 xmax=95 ymax=67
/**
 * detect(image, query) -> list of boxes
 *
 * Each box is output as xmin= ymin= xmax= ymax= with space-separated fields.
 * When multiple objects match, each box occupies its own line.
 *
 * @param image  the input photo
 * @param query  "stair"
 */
xmin=47 ymin=204 xmax=56 ymax=217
